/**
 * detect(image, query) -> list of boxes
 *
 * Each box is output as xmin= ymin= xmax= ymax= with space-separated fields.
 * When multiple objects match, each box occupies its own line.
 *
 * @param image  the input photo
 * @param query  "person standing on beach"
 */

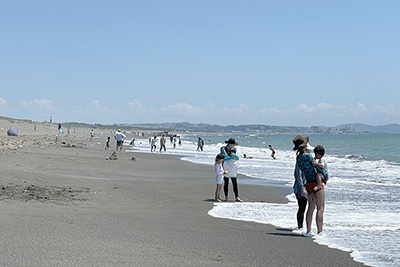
xmin=173 ymin=138 xmax=177 ymax=148
xmin=293 ymin=135 xmax=326 ymax=236
xmin=178 ymin=136 xmax=182 ymax=146
xmin=160 ymin=134 xmax=166 ymax=152
xmin=151 ymin=136 xmax=157 ymax=152
xmin=90 ymin=129 xmax=95 ymax=141
xmin=214 ymin=153 xmax=228 ymax=202
xmin=115 ymin=129 xmax=126 ymax=151
xmin=269 ymin=145 xmax=276 ymax=159
xmin=221 ymin=138 xmax=242 ymax=202
xmin=293 ymin=142 xmax=314 ymax=230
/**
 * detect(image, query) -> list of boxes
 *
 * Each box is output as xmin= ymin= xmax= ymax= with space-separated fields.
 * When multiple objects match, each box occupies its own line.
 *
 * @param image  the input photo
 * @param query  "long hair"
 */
xmin=296 ymin=146 xmax=306 ymax=155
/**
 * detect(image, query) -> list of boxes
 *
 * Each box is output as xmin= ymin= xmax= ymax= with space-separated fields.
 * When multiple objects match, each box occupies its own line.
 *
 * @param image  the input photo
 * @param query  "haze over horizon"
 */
xmin=1 ymin=1 xmax=399 ymax=127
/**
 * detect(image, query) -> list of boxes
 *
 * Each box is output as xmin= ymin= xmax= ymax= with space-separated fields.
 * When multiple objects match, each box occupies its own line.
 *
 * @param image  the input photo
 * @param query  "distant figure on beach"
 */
xmin=115 ymin=129 xmax=126 ymax=151
xmin=197 ymin=137 xmax=204 ymax=151
xmin=160 ymin=134 xmax=166 ymax=152
xmin=90 ymin=129 xmax=95 ymax=141
xmin=105 ymin=137 xmax=110 ymax=150
xmin=313 ymin=145 xmax=329 ymax=192
xmin=293 ymin=135 xmax=326 ymax=236
xmin=34 ymin=124 xmax=37 ymax=131
xmin=58 ymin=123 xmax=61 ymax=131
xmin=214 ymin=153 xmax=228 ymax=202
xmin=269 ymin=145 xmax=276 ymax=159
xmin=151 ymin=136 xmax=157 ymax=152
xmin=243 ymin=154 xmax=253 ymax=159
xmin=293 ymin=142 xmax=314 ymax=231
xmin=173 ymin=138 xmax=177 ymax=148
xmin=170 ymin=136 xmax=174 ymax=143
xmin=221 ymin=138 xmax=242 ymax=202
xmin=149 ymin=137 xmax=152 ymax=144
xmin=178 ymin=136 xmax=182 ymax=146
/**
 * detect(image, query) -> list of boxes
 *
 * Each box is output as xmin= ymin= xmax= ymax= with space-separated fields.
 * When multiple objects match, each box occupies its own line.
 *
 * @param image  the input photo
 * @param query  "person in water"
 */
xmin=269 ymin=145 xmax=276 ymax=159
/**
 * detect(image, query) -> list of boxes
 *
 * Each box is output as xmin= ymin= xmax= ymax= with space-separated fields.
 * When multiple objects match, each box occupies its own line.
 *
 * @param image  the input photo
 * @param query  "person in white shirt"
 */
xmin=114 ymin=129 xmax=126 ymax=151
xmin=214 ymin=154 xmax=227 ymax=202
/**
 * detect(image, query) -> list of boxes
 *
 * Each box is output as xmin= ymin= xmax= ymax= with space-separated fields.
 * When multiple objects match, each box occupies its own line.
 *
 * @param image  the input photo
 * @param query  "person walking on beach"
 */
xmin=151 ymin=136 xmax=157 ymax=152
xmin=173 ymin=137 xmax=177 ymax=148
xmin=214 ymin=153 xmax=228 ymax=202
xmin=115 ymin=129 xmax=126 ymax=151
xmin=105 ymin=137 xmax=110 ymax=150
xmin=221 ymin=138 xmax=242 ymax=202
xmin=160 ymin=134 xmax=166 ymax=152
xmin=269 ymin=145 xmax=276 ymax=159
xmin=293 ymin=135 xmax=326 ymax=236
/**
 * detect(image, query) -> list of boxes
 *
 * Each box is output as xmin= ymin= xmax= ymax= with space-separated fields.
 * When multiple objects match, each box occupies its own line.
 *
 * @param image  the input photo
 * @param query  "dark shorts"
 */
xmin=117 ymin=141 xmax=123 ymax=146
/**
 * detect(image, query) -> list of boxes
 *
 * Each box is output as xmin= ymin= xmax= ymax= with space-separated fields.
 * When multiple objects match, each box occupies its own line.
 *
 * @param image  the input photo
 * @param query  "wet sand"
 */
xmin=0 ymin=120 xmax=364 ymax=266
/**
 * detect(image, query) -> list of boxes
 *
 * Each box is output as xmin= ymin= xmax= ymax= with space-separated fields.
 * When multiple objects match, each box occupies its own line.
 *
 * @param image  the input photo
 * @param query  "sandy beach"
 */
xmin=0 ymin=119 xmax=364 ymax=266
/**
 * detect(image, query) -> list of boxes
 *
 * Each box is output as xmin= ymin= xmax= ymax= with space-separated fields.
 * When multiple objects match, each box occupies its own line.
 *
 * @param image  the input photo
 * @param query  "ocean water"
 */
xmin=129 ymin=133 xmax=400 ymax=267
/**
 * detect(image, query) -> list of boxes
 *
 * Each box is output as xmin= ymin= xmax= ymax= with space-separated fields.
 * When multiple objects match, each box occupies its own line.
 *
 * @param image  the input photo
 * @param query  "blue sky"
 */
xmin=1 ymin=1 xmax=399 ymax=126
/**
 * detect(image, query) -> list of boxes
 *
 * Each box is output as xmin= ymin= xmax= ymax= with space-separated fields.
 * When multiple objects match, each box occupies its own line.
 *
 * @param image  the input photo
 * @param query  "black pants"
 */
xmin=297 ymin=196 xmax=307 ymax=229
xmin=224 ymin=177 xmax=239 ymax=198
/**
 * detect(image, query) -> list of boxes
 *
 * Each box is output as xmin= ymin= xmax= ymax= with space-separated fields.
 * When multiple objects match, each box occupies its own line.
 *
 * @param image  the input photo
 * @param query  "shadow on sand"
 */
xmin=267 ymin=228 xmax=304 ymax=238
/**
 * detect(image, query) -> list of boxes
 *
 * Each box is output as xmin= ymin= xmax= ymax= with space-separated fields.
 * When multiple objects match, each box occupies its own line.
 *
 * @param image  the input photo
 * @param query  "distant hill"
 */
xmin=122 ymin=122 xmax=310 ymax=133
xmin=63 ymin=121 xmax=400 ymax=134
xmin=9 ymin=116 xmax=397 ymax=134
xmin=335 ymin=123 xmax=400 ymax=134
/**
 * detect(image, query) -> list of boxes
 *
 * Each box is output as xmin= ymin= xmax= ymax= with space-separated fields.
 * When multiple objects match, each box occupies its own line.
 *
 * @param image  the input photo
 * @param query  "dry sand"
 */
xmin=0 ymin=118 xmax=364 ymax=266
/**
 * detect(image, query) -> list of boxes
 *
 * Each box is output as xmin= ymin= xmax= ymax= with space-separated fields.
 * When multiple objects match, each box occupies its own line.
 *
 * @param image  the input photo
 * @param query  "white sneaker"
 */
xmin=316 ymin=232 xmax=326 ymax=238
xmin=304 ymin=232 xmax=315 ymax=238
xmin=292 ymin=227 xmax=305 ymax=234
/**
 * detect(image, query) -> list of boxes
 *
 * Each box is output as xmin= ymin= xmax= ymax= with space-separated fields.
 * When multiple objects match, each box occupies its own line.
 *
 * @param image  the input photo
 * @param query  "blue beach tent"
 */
xmin=7 ymin=126 xmax=18 ymax=136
